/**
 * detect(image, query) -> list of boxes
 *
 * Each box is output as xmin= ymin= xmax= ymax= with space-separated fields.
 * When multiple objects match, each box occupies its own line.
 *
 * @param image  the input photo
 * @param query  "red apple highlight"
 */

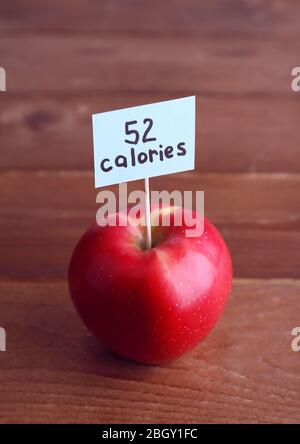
xmin=68 ymin=207 xmax=232 ymax=364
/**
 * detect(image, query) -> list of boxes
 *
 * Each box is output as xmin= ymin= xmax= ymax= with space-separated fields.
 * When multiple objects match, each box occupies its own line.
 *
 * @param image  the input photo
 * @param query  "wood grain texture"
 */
xmin=0 ymin=0 xmax=299 ymax=35
xmin=0 ymin=171 xmax=299 ymax=280
xmin=0 ymin=279 xmax=299 ymax=424
xmin=0 ymin=34 xmax=298 ymax=95
xmin=1 ymin=0 xmax=299 ymax=425
xmin=1 ymin=94 xmax=300 ymax=172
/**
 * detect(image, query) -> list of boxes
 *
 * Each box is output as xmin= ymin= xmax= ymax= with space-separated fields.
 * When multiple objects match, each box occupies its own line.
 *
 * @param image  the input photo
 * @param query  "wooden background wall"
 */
xmin=0 ymin=0 xmax=300 ymax=423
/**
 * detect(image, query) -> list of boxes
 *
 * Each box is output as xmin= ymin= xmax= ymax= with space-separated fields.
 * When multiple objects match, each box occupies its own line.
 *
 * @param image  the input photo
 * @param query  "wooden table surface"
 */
xmin=1 ymin=1 xmax=300 ymax=424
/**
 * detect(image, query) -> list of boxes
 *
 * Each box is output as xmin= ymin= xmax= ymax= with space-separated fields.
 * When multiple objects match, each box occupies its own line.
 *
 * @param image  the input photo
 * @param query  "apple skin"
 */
xmin=68 ymin=207 xmax=232 ymax=364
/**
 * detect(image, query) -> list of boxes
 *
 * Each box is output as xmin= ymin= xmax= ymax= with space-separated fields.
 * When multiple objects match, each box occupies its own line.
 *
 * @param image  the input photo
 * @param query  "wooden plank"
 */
xmin=1 ymin=0 xmax=300 ymax=35
xmin=0 ymin=171 xmax=300 ymax=279
xmin=0 ymin=35 xmax=298 ymax=94
xmin=1 ymin=94 xmax=300 ymax=172
xmin=0 ymin=279 xmax=299 ymax=423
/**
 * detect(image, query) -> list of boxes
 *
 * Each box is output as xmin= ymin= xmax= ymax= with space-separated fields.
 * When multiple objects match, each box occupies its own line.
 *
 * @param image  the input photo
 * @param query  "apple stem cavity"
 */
xmin=144 ymin=177 xmax=152 ymax=250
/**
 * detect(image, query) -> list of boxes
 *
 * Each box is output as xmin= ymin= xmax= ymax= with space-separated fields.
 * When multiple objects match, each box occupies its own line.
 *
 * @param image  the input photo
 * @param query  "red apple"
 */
xmin=68 ymin=207 xmax=232 ymax=364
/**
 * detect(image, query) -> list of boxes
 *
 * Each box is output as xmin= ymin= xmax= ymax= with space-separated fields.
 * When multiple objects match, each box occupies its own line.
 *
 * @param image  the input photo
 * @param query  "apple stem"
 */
xmin=144 ymin=177 xmax=152 ymax=249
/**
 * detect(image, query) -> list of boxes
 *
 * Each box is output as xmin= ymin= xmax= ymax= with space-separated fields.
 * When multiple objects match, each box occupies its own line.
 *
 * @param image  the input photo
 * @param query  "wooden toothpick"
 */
xmin=144 ymin=177 xmax=152 ymax=249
